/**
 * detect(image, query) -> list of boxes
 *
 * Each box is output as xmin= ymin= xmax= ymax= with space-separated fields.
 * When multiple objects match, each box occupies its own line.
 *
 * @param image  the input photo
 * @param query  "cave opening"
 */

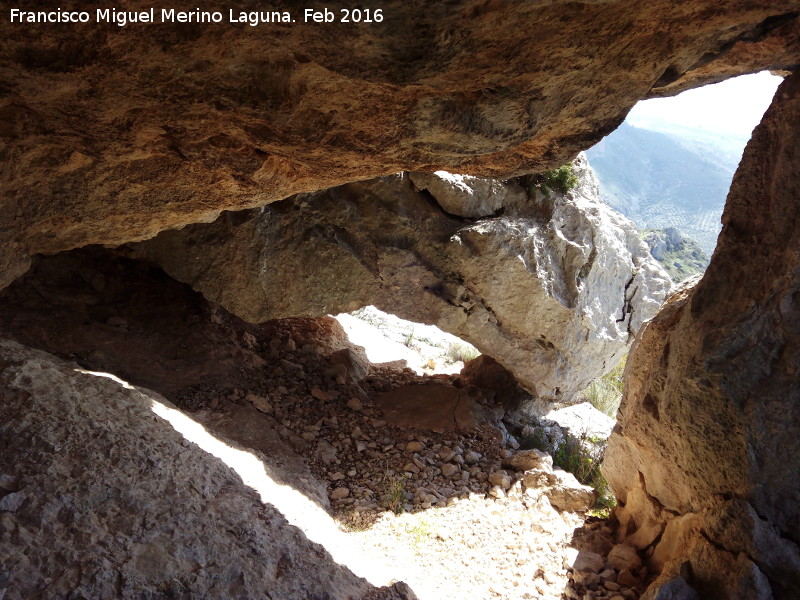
xmin=1 ymin=3 xmax=799 ymax=597
xmin=333 ymin=305 xmax=481 ymax=376
xmin=586 ymin=70 xmax=783 ymax=284
xmin=0 ymin=246 xmax=609 ymax=599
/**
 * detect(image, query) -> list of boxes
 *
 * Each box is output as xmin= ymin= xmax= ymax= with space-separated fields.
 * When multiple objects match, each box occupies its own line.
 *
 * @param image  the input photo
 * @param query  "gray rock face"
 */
xmin=136 ymin=155 xmax=671 ymax=402
xmin=603 ymin=72 xmax=800 ymax=599
xmin=0 ymin=338 xmax=409 ymax=600
xmin=408 ymin=172 xmax=526 ymax=218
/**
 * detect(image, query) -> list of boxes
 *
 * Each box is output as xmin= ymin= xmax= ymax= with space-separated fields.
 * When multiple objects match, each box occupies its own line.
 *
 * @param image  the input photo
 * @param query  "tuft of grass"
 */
xmin=582 ymin=354 xmax=627 ymax=418
xmin=405 ymin=518 xmax=432 ymax=547
xmin=445 ymin=340 xmax=480 ymax=364
xmin=519 ymin=427 xmax=552 ymax=453
xmin=382 ymin=478 xmax=407 ymax=514
xmin=553 ymin=431 xmax=616 ymax=513
xmin=525 ymin=164 xmax=580 ymax=197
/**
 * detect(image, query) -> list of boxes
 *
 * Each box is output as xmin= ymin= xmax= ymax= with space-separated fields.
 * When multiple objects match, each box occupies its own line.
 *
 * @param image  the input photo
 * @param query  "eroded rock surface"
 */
xmin=135 ymin=155 xmax=671 ymax=401
xmin=1 ymin=1 xmax=798 ymax=287
xmin=0 ymin=338 xmax=413 ymax=600
xmin=603 ymin=72 xmax=800 ymax=599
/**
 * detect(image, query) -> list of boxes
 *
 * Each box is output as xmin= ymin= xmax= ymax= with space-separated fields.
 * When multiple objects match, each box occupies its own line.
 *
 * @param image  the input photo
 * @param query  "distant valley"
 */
xmin=586 ymin=122 xmax=746 ymax=255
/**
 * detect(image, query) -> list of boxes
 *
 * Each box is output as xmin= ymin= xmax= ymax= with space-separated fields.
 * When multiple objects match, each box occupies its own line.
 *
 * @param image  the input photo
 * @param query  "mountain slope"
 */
xmin=641 ymin=227 xmax=710 ymax=283
xmin=586 ymin=123 xmax=743 ymax=254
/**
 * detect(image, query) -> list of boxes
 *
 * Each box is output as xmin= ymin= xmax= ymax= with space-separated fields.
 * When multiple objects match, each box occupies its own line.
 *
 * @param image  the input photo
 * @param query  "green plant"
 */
xmin=582 ymin=354 xmax=627 ymax=417
xmin=383 ymin=478 xmax=407 ymax=514
xmin=543 ymin=164 xmax=579 ymax=194
xmin=519 ymin=427 xmax=551 ymax=453
xmin=553 ymin=431 xmax=616 ymax=513
xmin=445 ymin=340 xmax=480 ymax=363
xmin=526 ymin=164 xmax=580 ymax=197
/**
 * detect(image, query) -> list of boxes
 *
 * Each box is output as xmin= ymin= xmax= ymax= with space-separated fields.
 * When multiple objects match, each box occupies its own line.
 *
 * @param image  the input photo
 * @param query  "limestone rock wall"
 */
xmin=134 ymin=155 xmax=671 ymax=402
xmin=1 ymin=1 xmax=799 ymax=288
xmin=603 ymin=71 xmax=800 ymax=599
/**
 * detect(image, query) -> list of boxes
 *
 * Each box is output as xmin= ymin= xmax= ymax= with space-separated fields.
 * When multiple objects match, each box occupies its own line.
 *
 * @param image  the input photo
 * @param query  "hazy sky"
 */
xmin=627 ymin=71 xmax=783 ymax=141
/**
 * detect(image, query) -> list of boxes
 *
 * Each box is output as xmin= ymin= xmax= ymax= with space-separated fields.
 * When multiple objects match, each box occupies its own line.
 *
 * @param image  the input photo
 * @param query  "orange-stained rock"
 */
xmin=1 ymin=2 xmax=798 ymax=287
xmin=603 ymin=71 xmax=800 ymax=599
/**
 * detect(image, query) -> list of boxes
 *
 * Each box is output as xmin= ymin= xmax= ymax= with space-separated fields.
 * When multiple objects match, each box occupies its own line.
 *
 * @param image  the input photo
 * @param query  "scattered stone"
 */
xmin=642 ymin=575 xmax=699 ymax=600
xmin=347 ymin=397 xmax=364 ymax=412
xmin=405 ymin=441 xmax=424 ymax=453
xmin=617 ymin=568 xmax=640 ymax=587
xmin=331 ymin=487 xmax=350 ymax=500
xmin=246 ymin=392 xmax=273 ymax=414
xmin=573 ymin=570 xmax=600 ymax=587
xmin=544 ymin=469 xmax=596 ymax=512
xmin=502 ymin=448 xmax=553 ymax=472
xmin=0 ymin=475 xmax=17 ymax=492
xmin=463 ymin=450 xmax=481 ymax=465
xmin=599 ymin=568 xmax=616 ymax=582
xmin=488 ymin=485 xmax=505 ymax=499
xmin=607 ymin=544 xmax=642 ymax=572
xmin=441 ymin=463 xmax=459 ymax=478
xmin=488 ymin=470 xmax=512 ymax=490
xmin=0 ymin=492 xmax=25 ymax=513
xmin=571 ymin=550 xmax=605 ymax=573
xmin=311 ymin=387 xmax=332 ymax=402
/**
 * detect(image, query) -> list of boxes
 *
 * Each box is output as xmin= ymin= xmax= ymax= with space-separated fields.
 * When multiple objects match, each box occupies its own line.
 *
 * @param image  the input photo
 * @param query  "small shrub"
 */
xmin=445 ymin=340 xmax=480 ymax=364
xmin=525 ymin=164 xmax=580 ymax=196
xmin=553 ymin=434 xmax=598 ymax=485
xmin=519 ymin=427 xmax=551 ymax=453
xmin=553 ymin=430 xmax=616 ymax=513
xmin=582 ymin=354 xmax=627 ymax=418
xmin=382 ymin=478 xmax=407 ymax=514
xmin=543 ymin=165 xmax=579 ymax=194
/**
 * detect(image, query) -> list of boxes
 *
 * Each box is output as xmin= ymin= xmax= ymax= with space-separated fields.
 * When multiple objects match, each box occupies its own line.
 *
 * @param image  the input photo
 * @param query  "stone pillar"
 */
xmin=603 ymin=71 xmax=800 ymax=599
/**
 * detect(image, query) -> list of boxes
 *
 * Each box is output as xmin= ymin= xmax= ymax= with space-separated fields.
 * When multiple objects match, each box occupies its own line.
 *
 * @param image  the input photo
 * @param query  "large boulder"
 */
xmin=603 ymin=71 xmax=800 ymax=599
xmin=1 ymin=2 xmax=798 ymax=288
xmin=135 ymin=155 xmax=671 ymax=401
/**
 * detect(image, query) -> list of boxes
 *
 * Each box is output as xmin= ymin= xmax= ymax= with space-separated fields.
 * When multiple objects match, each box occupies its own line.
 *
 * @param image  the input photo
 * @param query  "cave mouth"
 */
xmin=0 ymin=245 xmax=629 ymax=599
xmin=0 ymin=73 xmax=789 ymax=600
xmin=586 ymin=70 xmax=783 ymax=284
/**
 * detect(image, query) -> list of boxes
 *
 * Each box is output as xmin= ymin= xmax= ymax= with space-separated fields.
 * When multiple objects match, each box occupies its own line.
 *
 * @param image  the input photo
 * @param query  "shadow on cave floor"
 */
xmin=0 ymin=247 xmax=629 ymax=600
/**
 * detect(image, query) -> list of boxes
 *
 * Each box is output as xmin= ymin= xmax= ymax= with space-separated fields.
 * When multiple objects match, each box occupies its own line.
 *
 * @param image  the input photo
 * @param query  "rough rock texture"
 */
xmin=603 ymin=72 xmax=800 ymax=599
xmin=1 ymin=1 xmax=799 ymax=288
xmin=135 ymin=155 xmax=671 ymax=401
xmin=408 ymin=171 xmax=524 ymax=218
xmin=0 ymin=338 xmax=413 ymax=600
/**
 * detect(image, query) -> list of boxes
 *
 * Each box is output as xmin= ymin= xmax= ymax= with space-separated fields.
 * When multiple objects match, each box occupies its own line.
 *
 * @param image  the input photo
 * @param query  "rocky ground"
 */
xmin=199 ymin=339 xmax=649 ymax=600
xmin=0 ymin=248 xmax=650 ymax=599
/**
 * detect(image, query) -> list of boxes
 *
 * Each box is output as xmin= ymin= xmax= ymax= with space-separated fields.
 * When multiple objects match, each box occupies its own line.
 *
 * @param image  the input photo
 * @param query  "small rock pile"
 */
xmin=565 ymin=541 xmax=646 ymax=600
